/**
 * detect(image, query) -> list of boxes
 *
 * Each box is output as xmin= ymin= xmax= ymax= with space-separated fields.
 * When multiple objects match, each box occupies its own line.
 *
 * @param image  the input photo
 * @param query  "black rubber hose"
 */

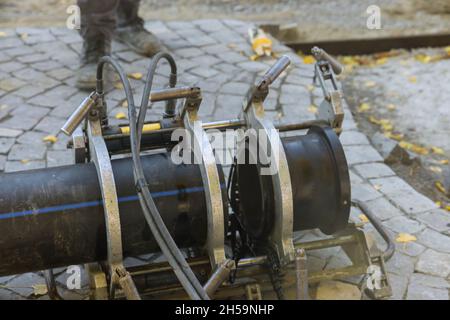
xmin=351 ymin=200 xmax=395 ymax=261
xmin=96 ymin=56 xmax=209 ymax=300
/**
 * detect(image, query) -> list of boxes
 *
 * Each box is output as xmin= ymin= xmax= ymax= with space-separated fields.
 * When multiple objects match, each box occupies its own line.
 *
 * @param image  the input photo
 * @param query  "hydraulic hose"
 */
xmin=96 ymin=55 xmax=209 ymax=300
xmin=351 ymin=199 xmax=395 ymax=261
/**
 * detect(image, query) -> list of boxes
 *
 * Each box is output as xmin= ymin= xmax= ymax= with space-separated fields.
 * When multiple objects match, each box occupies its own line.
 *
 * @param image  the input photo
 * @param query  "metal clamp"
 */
xmin=240 ymin=56 xmax=295 ymax=265
xmin=86 ymin=109 xmax=140 ymax=300
xmin=312 ymin=47 xmax=344 ymax=133
xmin=179 ymin=89 xmax=226 ymax=268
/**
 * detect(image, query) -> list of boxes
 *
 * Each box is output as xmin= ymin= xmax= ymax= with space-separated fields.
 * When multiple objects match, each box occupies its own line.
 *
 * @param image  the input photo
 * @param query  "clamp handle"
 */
xmin=61 ymin=91 xmax=98 ymax=136
xmin=257 ymin=55 xmax=291 ymax=91
xmin=311 ymin=46 xmax=344 ymax=75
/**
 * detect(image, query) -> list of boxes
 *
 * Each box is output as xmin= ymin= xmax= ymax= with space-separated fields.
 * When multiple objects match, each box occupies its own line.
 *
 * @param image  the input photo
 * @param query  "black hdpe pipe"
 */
xmin=0 ymin=152 xmax=226 ymax=277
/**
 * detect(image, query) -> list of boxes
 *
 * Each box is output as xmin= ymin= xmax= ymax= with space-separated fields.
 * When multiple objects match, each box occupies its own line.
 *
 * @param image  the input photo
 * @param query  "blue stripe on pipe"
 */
xmin=0 ymin=184 xmax=224 ymax=220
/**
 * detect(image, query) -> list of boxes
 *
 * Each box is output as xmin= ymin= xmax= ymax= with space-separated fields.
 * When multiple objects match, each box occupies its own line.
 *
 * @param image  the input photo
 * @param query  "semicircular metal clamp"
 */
xmin=87 ymin=110 xmax=140 ymax=300
xmin=179 ymin=88 xmax=226 ymax=269
xmin=239 ymin=56 xmax=295 ymax=265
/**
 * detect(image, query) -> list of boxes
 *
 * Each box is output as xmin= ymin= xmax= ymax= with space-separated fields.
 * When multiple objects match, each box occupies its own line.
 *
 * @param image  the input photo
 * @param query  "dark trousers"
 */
xmin=77 ymin=0 xmax=141 ymax=41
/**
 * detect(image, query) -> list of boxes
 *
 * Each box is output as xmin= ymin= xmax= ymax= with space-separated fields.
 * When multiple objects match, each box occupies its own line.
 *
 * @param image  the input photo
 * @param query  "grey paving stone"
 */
xmin=385 ymin=252 xmax=416 ymax=277
xmin=416 ymin=228 xmax=450 ymax=253
xmin=220 ymin=81 xmax=249 ymax=96
xmin=0 ymin=77 xmax=26 ymax=92
xmin=354 ymin=163 xmax=395 ymax=179
xmin=0 ymin=61 xmax=25 ymax=73
xmin=46 ymin=67 xmax=73 ymax=81
xmin=349 ymin=169 xmax=363 ymax=184
xmin=387 ymin=191 xmax=438 ymax=215
xmin=189 ymin=67 xmax=220 ymax=78
xmin=406 ymin=282 xmax=449 ymax=300
xmin=4 ymin=273 xmax=45 ymax=298
xmin=387 ymin=273 xmax=408 ymax=300
xmin=0 ymin=155 xmax=6 ymax=171
xmin=0 ymin=37 xmax=23 ymax=50
xmin=115 ymin=50 xmax=142 ymax=63
xmin=343 ymin=145 xmax=383 ymax=165
xmin=395 ymin=240 xmax=426 ymax=258
xmin=369 ymin=176 xmax=416 ymax=195
xmin=0 ymin=138 xmax=15 ymax=154
xmin=237 ymin=61 xmax=268 ymax=73
xmin=416 ymin=209 xmax=450 ymax=233
xmin=11 ymin=85 xmax=47 ymax=99
xmin=16 ymin=131 xmax=47 ymax=144
xmin=34 ymin=116 xmax=65 ymax=134
xmin=8 ymin=144 xmax=46 ymax=161
xmin=17 ymin=53 xmax=49 ymax=64
xmin=10 ymin=105 xmax=49 ymax=119
xmin=409 ymin=272 xmax=450 ymax=289
xmin=383 ymin=216 xmax=425 ymax=234
xmin=46 ymin=150 xmax=74 ymax=167
xmin=189 ymin=54 xmax=221 ymax=67
xmin=174 ymin=47 xmax=204 ymax=59
xmin=415 ymin=249 xmax=450 ymax=277
xmin=214 ymin=94 xmax=243 ymax=119
xmin=339 ymin=131 xmax=369 ymax=146
xmin=351 ymin=182 xmax=382 ymax=202
xmin=0 ymin=127 xmax=22 ymax=138
xmin=3 ymin=45 xmax=36 ymax=57
xmin=364 ymin=196 xmax=403 ymax=221
xmin=4 ymin=160 xmax=46 ymax=172
xmin=0 ymin=288 xmax=24 ymax=300
xmin=0 ymin=115 xmax=40 ymax=130
xmin=31 ymin=60 xmax=62 ymax=71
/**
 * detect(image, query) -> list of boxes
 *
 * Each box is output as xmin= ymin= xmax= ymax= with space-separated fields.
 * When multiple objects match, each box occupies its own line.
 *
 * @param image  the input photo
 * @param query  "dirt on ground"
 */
xmin=0 ymin=0 xmax=449 ymax=41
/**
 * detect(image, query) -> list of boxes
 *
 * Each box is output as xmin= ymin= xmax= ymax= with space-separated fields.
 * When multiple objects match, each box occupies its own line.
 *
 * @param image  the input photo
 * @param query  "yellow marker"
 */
xmin=120 ymin=123 xmax=161 ymax=135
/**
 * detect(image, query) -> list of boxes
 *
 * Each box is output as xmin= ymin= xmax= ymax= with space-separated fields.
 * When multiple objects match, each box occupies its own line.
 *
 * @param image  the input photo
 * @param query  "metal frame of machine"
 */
xmin=37 ymin=48 xmax=395 ymax=300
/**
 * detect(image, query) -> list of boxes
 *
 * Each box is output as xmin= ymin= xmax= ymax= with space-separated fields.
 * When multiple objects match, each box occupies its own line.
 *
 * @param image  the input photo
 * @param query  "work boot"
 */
xmin=76 ymin=38 xmax=111 ymax=90
xmin=115 ymin=23 xmax=162 ymax=57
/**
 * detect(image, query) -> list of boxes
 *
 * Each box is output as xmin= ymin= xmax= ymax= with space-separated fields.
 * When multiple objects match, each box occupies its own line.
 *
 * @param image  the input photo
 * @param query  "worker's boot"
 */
xmin=115 ymin=0 xmax=162 ymax=57
xmin=115 ymin=21 xmax=162 ymax=57
xmin=76 ymin=38 xmax=111 ymax=90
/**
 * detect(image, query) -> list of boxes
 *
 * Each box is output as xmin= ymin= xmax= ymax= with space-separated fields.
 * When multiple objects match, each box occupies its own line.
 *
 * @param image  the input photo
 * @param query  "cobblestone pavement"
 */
xmin=0 ymin=20 xmax=449 ymax=300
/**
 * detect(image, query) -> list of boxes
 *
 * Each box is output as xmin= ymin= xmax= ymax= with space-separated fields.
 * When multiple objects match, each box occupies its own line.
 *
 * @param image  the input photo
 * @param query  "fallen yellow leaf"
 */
xmin=445 ymin=46 xmax=450 ymax=55
xmin=115 ymin=112 xmax=127 ymax=119
xmin=303 ymin=55 xmax=315 ymax=64
xmin=21 ymin=159 xmax=29 ymax=164
xmin=415 ymin=54 xmax=432 ymax=64
xmin=306 ymin=84 xmax=315 ymax=92
xmin=114 ymin=82 xmax=124 ymax=90
xmin=398 ymin=141 xmax=429 ymax=155
xmin=369 ymin=116 xmax=381 ymax=125
xmin=376 ymin=57 xmax=388 ymax=65
xmin=32 ymin=284 xmax=48 ymax=296
xmin=358 ymin=214 xmax=369 ymax=223
xmin=431 ymin=146 xmax=445 ymax=155
xmin=364 ymin=80 xmax=377 ymax=88
xmin=358 ymin=103 xmax=370 ymax=112
xmin=408 ymin=75 xmax=417 ymax=83
xmin=0 ymin=31 xmax=7 ymax=37
xmin=435 ymin=181 xmax=447 ymax=194
xmin=121 ymin=100 xmax=128 ymax=108
xmin=128 ymin=72 xmax=143 ymax=80
xmin=396 ymin=233 xmax=417 ymax=243
xmin=307 ymin=105 xmax=318 ymax=114
xmin=386 ymin=103 xmax=396 ymax=111
xmin=43 ymin=135 xmax=58 ymax=143
xmin=20 ymin=33 xmax=28 ymax=40
xmin=438 ymin=159 xmax=449 ymax=165
xmin=429 ymin=166 xmax=443 ymax=174
xmin=385 ymin=132 xmax=404 ymax=141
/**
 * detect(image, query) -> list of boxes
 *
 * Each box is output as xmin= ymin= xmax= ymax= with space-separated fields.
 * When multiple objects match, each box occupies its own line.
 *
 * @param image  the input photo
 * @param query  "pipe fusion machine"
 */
xmin=0 ymin=48 xmax=394 ymax=300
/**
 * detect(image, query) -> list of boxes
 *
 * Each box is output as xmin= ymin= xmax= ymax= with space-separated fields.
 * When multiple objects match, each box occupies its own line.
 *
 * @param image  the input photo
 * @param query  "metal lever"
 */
xmin=311 ymin=46 xmax=344 ymax=75
xmin=150 ymin=86 xmax=201 ymax=103
xmin=256 ymin=55 xmax=291 ymax=91
xmin=61 ymin=91 xmax=99 ymax=136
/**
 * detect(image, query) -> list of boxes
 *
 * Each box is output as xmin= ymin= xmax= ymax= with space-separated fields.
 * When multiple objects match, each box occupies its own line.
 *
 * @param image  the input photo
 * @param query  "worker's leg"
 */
xmin=115 ymin=0 xmax=162 ymax=56
xmin=76 ymin=0 xmax=119 ymax=90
